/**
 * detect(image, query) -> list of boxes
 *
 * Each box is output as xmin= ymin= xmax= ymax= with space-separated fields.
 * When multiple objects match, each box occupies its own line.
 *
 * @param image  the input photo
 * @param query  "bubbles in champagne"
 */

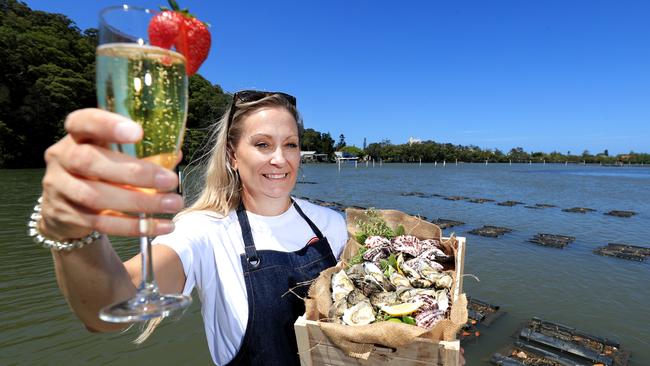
xmin=96 ymin=43 xmax=188 ymax=167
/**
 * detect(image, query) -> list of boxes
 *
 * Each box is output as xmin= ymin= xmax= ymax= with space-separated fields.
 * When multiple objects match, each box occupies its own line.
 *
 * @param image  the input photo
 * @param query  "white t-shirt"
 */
xmin=152 ymin=198 xmax=347 ymax=365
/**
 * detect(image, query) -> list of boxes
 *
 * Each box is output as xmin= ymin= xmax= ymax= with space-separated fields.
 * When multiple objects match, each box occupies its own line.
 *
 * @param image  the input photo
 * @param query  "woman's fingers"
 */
xmin=45 ymin=162 xmax=183 ymax=215
xmin=64 ymin=108 xmax=142 ymax=145
xmin=40 ymin=180 xmax=176 ymax=239
xmin=40 ymin=195 xmax=175 ymax=238
xmin=58 ymin=142 xmax=178 ymax=192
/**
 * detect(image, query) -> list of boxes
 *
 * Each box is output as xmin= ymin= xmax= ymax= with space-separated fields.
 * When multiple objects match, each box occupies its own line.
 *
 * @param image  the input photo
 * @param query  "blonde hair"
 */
xmin=135 ymin=93 xmax=301 ymax=343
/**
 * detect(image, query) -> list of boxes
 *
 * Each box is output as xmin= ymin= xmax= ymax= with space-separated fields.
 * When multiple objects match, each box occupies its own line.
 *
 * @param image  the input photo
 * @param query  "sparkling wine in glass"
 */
xmin=95 ymin=5 xmax=191 ymax=323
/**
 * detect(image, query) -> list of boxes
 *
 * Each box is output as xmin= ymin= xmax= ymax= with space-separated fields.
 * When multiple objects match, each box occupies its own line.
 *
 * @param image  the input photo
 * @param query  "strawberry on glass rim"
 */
xmin=148 ymin=0 xmax=211 ymax=75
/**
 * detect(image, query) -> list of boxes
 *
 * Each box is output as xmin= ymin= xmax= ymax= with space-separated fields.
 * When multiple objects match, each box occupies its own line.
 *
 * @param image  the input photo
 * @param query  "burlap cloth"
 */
xmin=304 ymin=208 xmax=468 ymax=359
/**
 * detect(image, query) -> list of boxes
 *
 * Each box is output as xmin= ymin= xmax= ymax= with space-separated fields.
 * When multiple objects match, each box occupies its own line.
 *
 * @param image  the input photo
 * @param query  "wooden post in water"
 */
xmin=338 ymin=157 xmax=341 ymax=172
xmin=419 ymin=157 xmax=422 ymax=166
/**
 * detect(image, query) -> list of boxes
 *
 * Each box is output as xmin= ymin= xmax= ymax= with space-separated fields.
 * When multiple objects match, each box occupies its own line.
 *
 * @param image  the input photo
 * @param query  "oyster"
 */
xmin=407 ymin=294 xmax=437 ymax=311
xmin=436 ymin=290 xmax=449 ymax=312
xmin=365 ymin=235 xmax=391 ymax=249
xmin=405 ymin=256 xmax=444 ymax=274
xmin=369 ymin=291 xmax=398 ymax=308
xmin=410 ymin=278 xmax=433 ymax=288
xmin=397 ymin=253 xmax=421 ymax=280
xmin=342 ymin=300 xmax=375 ymax=325
xmin=363 ymin=262 xmax=386 ymax=283
xmin=415 ymin=309 xmax=445 ymax=329
xmin=434 ymin=273 xmax=453 ymax=289
xmin=363 ymin=245 xmax=390 ymax=263
xmin=398 ymin=288 xmax=436 ymax=303
xmin=360 ymin=275 xmax=386 ymax=296
xmin=331 ymin=269 xmax=355 ymax=302
xmin=347 ymin=288 xmax=369 ymax=306
xmin=329 ymin=297 xmax=349 ymax=319
xmin=392 ymin=235 xmax=423 ymax=257
xmin=420 ymin=238 xmax=442 ymax=250
xmin=388 ymin=267 xmax=411 ymax=288
xmin=419 ymin=247 xmax=451 ymax=263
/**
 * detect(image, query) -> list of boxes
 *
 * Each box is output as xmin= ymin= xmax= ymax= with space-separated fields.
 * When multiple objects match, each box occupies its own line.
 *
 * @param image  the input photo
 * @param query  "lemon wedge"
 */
xmin=381 ymin=302 xmax=423 ymax=316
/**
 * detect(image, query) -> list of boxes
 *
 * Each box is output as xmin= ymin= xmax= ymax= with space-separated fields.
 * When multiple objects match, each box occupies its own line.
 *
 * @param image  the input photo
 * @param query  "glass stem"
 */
xmin=139 ymin=213 xmax=158 ymax=295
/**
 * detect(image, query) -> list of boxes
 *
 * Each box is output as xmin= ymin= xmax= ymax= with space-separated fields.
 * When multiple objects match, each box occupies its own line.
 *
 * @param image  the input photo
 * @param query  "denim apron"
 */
xmin=226 ymin=200 xmax=337 ymax=366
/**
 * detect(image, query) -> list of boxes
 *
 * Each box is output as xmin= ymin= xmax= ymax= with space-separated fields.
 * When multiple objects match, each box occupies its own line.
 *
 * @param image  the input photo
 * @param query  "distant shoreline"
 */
xmin=302 ymin=161 xmax=649 ymax=167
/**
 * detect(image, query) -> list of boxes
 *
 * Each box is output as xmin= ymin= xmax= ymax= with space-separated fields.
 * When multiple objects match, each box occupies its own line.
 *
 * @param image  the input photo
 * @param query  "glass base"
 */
xmin=99 ymin=291 xmax=192 ymax=323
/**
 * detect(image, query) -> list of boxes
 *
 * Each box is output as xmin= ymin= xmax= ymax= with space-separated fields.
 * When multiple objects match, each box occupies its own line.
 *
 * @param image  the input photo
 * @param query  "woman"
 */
xmin=37 ymin=91 xmax=348 ymax=365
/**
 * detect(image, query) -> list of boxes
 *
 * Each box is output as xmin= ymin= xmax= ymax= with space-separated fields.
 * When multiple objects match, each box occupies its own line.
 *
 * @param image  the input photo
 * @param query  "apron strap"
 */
xmin=291 ymin=199 xmax=325 ymax=240
xmin=236 ymin=201 xmax=260 ymax=267
xmin=237 ymin=199 xmax=325 ymax=267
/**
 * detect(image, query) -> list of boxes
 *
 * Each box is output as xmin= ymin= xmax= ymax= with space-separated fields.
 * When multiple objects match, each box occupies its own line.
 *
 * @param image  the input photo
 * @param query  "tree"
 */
xmin=300 ymin=128 xmax=322 ymax=152
xmin=340 ymin=145 xmax=363 ymax=157
xmin=336 ymin=134 xmax=346 ymax=150
xmin=320 ymin=132 xmax=335 ymax=158
xmin=0 ymin=0 xmax=97 ymax=167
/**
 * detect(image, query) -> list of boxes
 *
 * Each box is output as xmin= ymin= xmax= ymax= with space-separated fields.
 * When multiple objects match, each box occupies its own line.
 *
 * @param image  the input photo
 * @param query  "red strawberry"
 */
xmin=148 ymin=10 xmax=183 ymax=49
xmin=147 ymin=1 xmax=212 ymax=76
xmin=174 ymin=17 xmax=211 ymax=75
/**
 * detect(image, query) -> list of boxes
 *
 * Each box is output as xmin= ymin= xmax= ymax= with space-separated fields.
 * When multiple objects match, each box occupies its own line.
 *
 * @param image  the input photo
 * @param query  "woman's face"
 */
xmin=231 ymin=106 xmax=300 ymax=205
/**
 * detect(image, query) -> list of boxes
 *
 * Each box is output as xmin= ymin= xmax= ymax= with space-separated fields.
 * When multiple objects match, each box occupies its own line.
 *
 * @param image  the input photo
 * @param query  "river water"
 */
xmin=1 ymin=164 xmax=649 ymax=365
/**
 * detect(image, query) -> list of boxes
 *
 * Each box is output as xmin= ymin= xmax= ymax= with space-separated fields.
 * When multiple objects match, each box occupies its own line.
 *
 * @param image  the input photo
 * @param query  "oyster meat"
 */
xmin=331 ymin=269 xmax=355 ymax=302
xmin=342 ymin=300 xmax=376 ymax=325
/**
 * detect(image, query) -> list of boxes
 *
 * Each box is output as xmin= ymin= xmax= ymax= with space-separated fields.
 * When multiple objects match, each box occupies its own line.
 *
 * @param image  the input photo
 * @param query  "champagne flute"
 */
xmin=96 ymin=5 xmax=191 ymax=322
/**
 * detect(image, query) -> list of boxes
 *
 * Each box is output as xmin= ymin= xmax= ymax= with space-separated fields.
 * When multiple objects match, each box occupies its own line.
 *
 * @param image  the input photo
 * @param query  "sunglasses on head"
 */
xmin=226 ymin=90 xmax=297 ymax=130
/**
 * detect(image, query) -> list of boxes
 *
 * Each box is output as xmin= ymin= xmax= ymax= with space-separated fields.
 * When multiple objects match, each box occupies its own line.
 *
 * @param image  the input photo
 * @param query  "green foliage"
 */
xmin=394 ymin=225 xmax=405 ymax=237
xmin=187 ymin=74 xmax=230 ymax=130
xmin=339 ymin=145 xmax=363 ymax=157
xmin=379 ymin=254 xmax=397 ymax=277
xmin=0 ymin=0 xmax=97 ymax=167
xmin=0 ymin=1 xmax=230 ymax=168
xmin=361 ymin=139 xmax=648 ymax=165
xmin=355 ymin=208 xmax=397 ymax=239
xmin=349 ymin=246 xmax=367 ymax=265
xmin=299 ymin=128 xmax=336 ymax=161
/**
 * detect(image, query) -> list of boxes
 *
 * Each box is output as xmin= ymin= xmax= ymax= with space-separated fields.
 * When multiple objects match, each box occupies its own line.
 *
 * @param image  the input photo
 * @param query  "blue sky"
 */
xmin=28 ymin=0 xmax=650 ymax=155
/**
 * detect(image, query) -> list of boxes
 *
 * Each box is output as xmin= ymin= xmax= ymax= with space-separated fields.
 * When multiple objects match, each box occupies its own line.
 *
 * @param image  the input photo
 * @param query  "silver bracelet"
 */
xmin=27 ymin=196 xmax=102 ymax=251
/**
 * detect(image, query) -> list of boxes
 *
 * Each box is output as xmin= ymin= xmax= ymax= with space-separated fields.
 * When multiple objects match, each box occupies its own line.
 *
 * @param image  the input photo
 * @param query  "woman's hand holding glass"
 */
xmin=40 ymin=109 xmax=182 ymax=241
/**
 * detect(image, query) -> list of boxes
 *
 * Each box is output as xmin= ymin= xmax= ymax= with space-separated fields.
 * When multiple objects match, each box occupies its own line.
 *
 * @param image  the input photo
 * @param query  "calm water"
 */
xmin=1 ymin=164 xmax=649 ymax=365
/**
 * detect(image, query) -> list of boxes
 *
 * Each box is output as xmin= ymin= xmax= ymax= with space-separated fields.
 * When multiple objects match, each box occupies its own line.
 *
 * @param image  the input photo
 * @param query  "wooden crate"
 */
xmin=294 ymin=237 xmax=466 ymax=366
